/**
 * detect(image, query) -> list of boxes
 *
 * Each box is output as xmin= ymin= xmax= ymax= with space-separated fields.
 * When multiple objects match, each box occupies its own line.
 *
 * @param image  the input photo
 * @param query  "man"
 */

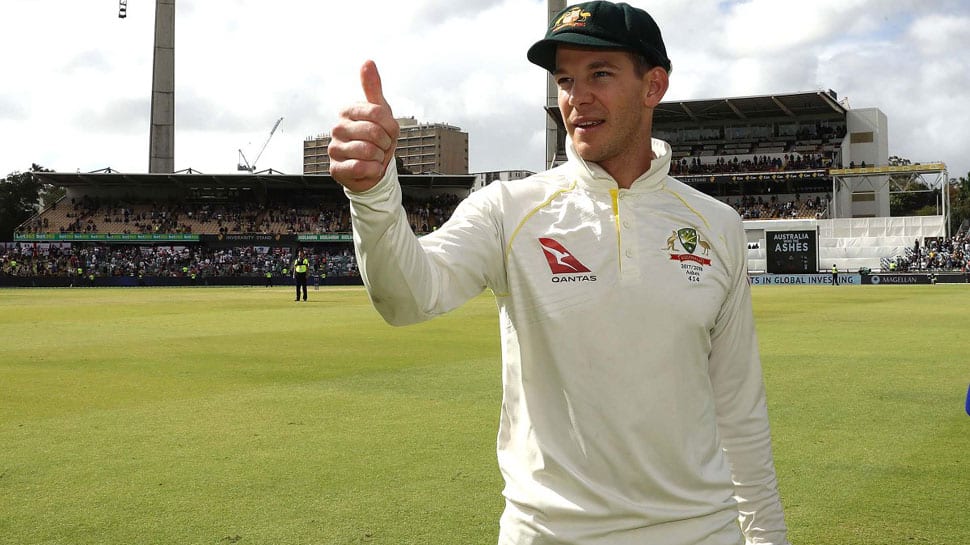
xmin=293 ymin=249 xmax=310 ymax=301
xmin=831 ymin=263 xmax=838 ymax=286
xmin=328 ymin=2 xmax=790 ymax=544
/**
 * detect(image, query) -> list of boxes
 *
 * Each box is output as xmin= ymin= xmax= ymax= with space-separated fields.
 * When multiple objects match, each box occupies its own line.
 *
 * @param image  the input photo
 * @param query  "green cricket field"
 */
xmin=1 ymin=285 xmax=968 ymax=544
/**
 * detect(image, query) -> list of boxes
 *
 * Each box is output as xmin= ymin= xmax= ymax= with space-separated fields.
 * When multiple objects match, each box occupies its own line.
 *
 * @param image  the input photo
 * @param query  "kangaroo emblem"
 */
xmin=665 ymin=231 xmax=677 ymax=251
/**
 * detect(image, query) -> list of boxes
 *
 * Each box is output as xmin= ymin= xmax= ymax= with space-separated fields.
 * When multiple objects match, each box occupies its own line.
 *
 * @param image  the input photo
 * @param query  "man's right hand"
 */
xmin=328 ymin=60 xmax=400 ymax=193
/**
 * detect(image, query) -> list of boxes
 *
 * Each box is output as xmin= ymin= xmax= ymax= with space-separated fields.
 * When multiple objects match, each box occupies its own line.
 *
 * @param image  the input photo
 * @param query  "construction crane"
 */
xmin=238 ymin=117 xmax=283 ymax=173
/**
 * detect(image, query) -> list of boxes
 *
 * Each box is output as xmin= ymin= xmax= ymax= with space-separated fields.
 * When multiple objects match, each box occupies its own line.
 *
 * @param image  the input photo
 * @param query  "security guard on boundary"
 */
xmin=293 ymin=249 xmax=310 ymax=301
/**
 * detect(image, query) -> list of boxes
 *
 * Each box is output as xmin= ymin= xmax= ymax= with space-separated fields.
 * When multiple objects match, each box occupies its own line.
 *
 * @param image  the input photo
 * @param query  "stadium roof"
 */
xmin=31 ymin=171 xmax=477 ymax=192
xmin=655 ymin=90 xmax=846 ymax=125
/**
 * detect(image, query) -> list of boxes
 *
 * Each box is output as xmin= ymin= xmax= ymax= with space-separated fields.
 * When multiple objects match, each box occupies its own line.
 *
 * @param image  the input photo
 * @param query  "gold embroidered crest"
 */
xmin=552 ymin=7 xmax=592 ymax=32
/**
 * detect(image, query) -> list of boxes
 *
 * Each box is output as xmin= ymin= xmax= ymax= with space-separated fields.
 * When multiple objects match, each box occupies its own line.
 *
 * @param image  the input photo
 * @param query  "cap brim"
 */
xmin=527 ymin=32 xmax=626 ymax=73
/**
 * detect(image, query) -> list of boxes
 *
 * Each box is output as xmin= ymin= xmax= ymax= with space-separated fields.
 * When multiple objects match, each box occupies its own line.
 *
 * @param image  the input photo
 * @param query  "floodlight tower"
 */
xmin=148 ymin=0 xmax=176 ymax=173
xmin=545 ymin=0 xmax=566 ymax=169
xmin=118 ymin=0 xmax=175 ymax=172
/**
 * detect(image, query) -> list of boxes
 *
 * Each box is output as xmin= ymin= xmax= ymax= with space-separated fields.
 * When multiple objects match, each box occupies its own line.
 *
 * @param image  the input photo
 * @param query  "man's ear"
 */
xmin=643 ymin=67 xmax=669 ymax=107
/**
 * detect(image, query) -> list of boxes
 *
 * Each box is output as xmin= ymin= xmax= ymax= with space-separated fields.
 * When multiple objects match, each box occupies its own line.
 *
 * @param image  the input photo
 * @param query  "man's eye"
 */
xmin=593 ymin=71 xmax=611 ymax=78
xmin=556 ymin=77 xmax=573 ymax=87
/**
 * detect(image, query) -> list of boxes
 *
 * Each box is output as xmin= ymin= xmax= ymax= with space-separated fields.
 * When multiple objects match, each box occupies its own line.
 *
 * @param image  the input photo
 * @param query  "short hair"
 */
xmin=628 ymin=52 xmax=662 ymax=78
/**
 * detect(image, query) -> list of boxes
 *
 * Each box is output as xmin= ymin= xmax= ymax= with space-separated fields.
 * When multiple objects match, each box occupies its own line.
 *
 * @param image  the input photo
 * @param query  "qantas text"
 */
xmin=551 ymin=275 xmax=597 ymax=283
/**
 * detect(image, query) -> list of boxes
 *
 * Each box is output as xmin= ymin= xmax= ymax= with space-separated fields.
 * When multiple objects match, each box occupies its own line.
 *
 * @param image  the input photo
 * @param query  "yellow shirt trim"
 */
xmin=494 ymin=180 xmax=579 ymax=298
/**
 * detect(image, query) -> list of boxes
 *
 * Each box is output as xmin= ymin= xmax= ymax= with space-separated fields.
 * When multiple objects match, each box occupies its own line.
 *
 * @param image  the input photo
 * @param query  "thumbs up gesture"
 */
xmin=328 ymin=60 xmax=401 ymax=193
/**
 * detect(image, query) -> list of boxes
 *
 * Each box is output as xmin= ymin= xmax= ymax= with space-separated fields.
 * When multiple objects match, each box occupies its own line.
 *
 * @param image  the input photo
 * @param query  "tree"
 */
xmin=0 ymin=164 xmax=53 ymax=241
xmin=950 ymin=172 xmax=970 ymax=234
xmin=889 ymin=176 xmax=935 ymax=216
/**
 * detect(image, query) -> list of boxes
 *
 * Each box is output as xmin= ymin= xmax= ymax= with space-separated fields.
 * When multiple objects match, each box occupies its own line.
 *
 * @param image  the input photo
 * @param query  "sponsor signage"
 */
xmin=539 ymin=237 xmax=597 ymax=283
xmin=298 ymin=233 xmax=354 ymax=242
xmin=865 ymin=274 xmax=924 ymax=285
xmin=201 ymin=234 xmax=296 ymax=246
xmin=830 ymin=163 xmax=946 ymax=175
xmin=14 ymin=233 xmax=199 ymax=242
xmin=680 ymin=169 xmax=828 ymax=185
xmin=765 ymin=230 xmax=818 ymax=274
xmin=859 ymin=274 xmax=967 ymax=285
xmin=750 ymin=274 xmax=860 ymax=285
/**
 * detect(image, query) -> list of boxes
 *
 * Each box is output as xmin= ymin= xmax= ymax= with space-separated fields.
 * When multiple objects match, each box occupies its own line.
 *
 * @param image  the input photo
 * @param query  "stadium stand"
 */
xmin=0 ymin=243 xmax=360 ymax=282
xmin=880 ymin=233 xmax=969 ymax=272
xmin=7 ymin=91 xmax=954 ymax=284
xmin=654 ymin=92 xmax=844 ymax=222
xmin=4 ymin=171 xmax=469 ymax=286
xmin=650 ymin=91 xmax=950 ymax=273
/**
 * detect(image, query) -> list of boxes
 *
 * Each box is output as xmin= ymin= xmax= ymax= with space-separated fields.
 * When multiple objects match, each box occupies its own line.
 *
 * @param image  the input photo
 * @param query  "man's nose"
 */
xmin=567 ymin=82 xmax=593 ymax=106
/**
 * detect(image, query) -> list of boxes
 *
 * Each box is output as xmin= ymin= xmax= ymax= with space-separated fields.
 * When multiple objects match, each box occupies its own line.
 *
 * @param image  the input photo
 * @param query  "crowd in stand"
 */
xmin=403 ymin=193 xmax=462 ymax=233
xmin=265 ymin=205 xmax=347 ymax=235
xmin=0 ymin=244 xmax=358 ymax=279
xmin=728 ymin=194 xmax=828 ymax=220
xmin=11 ymin=190 xmax=969 ymax=278
xmin=669 ymin=153 xmax=834 ymax=177
xmin=881 ymin=235 xmax=970 ymax=272
xmin=19 ymin=174 xmax=837 ymax=241
xmin=17 ymin=194 xmax=462 ymax=237
xmin=5 ymin=192 xmax=475 ymax=282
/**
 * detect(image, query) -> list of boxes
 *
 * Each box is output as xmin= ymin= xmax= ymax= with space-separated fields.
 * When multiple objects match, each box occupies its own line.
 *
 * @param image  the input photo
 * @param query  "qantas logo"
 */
xmin=539 ymin=238 xmax=590 ymax=273
xmin=538 ymin=238 xmax=596 ymax=283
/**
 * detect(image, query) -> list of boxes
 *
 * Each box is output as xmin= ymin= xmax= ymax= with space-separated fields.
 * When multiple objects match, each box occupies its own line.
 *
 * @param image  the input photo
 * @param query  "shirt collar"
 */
xmin=566 ymin=137 xmax=672 ymax=193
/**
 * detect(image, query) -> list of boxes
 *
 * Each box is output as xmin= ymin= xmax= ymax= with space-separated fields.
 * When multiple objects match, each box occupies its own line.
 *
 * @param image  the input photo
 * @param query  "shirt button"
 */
xmin=625 ymin=249 xmax=634 ymax=258
xmin=622 ymin=221 xmax=631 ymax=229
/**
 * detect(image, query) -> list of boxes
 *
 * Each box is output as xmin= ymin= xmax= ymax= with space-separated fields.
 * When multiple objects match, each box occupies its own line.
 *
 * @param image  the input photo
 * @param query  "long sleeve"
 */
xmin=708 ymin=218 xmax=790 ymax=545
xmin=344 ymin=165 xmax=506 ymax=326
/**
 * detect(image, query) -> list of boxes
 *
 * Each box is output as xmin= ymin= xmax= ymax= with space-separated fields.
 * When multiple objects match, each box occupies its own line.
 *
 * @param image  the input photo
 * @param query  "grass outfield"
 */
xmin=1 ymin=285 xmax=968 ymax=545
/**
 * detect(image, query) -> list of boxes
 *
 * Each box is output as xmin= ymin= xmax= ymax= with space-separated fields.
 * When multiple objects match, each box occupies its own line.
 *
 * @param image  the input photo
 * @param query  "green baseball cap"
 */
xmin=527 ymin=1 xmax=672 ymax=73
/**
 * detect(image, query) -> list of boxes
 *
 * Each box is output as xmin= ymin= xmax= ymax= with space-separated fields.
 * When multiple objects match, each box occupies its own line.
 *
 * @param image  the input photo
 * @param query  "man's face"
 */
xmin=554 ymin=46 xmax=663 ymax=177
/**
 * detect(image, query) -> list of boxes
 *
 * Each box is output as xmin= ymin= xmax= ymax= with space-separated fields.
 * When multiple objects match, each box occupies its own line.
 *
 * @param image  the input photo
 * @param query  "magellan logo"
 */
xmin=665 ymin=227 xmax=712 ymax=284
xmin=538 ymin=237 xmax=597 ymax=283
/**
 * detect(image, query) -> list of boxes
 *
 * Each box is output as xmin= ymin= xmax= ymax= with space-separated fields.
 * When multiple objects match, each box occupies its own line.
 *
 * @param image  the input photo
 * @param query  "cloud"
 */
xmin=410 ymin=0 xmax=509 ymax=26
xmin=907 ymin=14 xmax=970 ymax=55
xmin=717 ymin=0 xmax=862 ymax=57
xmin=62 ymin=50 xmax=113 ymax=75
xmin=1 ymin=0 xmax=969 ymax=182
xmin=176 ymin=91 xmax=254 ymax=133
xmin=0 ymin=96 xmax=28 ymax=121
xmin=72 ymin=98 xmax=150 ymax=134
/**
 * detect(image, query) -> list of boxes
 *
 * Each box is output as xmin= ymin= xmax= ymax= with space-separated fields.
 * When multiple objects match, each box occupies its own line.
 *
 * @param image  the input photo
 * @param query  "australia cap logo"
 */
xmin=552 ymin=7 xmax=591 ymax=33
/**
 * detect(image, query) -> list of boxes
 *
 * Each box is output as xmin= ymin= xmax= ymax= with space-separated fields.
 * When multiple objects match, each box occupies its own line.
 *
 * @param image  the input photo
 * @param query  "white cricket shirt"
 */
xmin=345 ymin=139 xmax=790 ymax=545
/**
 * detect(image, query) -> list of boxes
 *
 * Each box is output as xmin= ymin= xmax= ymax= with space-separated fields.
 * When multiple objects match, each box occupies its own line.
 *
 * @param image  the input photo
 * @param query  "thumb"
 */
xmin=360 ymin=60 xmax=386 ymax=106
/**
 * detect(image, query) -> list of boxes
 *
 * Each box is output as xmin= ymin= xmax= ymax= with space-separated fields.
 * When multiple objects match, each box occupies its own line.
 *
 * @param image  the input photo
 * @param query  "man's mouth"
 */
xmin=574 ymin=120 xmax=604 ymax=129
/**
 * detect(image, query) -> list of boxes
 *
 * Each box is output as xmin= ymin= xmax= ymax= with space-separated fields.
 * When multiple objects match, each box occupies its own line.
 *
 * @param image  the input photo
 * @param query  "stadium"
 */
xmin=3 ymin=86 xmax=964 ymax=287
xmin=3 ymin=67 xmax=964 ymax=287
xmin=1 ymin=2 xmax=969 ymax=545
xmin=1 ymin=2 xmax=965 ymax=287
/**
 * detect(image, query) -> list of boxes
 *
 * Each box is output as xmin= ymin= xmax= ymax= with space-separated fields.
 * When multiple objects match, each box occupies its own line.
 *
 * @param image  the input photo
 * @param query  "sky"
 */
xmin=1 ymin=0 xmax=968 ymax=181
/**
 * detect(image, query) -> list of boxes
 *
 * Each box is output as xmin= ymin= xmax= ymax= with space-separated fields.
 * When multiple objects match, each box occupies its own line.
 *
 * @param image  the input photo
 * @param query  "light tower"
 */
xmin=148 ymin=0 xmax=175 ymax=173
xmin=545 ymin=0 xmax=566 ymax=169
